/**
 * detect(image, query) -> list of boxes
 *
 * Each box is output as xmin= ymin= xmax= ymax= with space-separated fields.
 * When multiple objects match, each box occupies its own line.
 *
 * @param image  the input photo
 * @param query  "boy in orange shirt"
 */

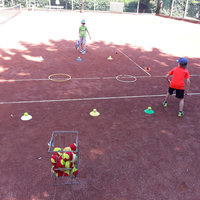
xmin=163 ymin=58 xmax=190 ymax=117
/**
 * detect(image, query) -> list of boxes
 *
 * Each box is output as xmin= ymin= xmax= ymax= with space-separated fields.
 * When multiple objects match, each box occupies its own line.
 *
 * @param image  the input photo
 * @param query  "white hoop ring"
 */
xmin=116 ymin=75 xmax=137 ymax=83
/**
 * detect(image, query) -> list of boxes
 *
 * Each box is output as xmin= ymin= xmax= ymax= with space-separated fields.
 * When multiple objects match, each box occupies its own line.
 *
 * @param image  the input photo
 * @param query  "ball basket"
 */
xmin=48 ymin=131 xmax=80 ymax=186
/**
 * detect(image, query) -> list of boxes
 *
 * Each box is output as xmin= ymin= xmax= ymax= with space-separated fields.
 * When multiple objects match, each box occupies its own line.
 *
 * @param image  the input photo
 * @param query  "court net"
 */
xmin=0 ymin=4 xmax=21 ymax=25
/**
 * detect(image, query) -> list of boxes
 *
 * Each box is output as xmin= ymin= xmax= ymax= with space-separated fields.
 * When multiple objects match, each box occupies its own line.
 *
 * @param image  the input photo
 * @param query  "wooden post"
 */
xmin=170 ymin=0 xmax=175 ymax=17
xmin=136 ymin=0 xmax=140 ymax=14
xmin=184 ymin=0 xmax=189 ymax=18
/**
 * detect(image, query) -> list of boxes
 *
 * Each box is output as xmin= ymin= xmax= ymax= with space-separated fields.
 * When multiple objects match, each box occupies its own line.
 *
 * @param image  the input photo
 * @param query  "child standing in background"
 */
xmin=79 ymin=19 xmax=91 ymax=54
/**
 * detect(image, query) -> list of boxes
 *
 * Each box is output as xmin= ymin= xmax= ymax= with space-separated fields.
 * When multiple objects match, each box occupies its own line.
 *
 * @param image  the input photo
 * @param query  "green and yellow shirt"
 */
xmin=79 ymin=26 xmax=87 ymax=38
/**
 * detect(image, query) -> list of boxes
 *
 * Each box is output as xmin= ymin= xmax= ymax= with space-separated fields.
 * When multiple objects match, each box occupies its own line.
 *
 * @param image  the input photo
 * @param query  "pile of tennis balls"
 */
xmin=51 ymin=143 xmax=79 ymax=177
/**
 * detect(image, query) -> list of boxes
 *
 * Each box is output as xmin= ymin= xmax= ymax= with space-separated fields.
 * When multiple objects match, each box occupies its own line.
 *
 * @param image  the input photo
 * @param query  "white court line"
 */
xmin=71 ymin=77 xmax=102 ymax=80
xmin=136 ymin=74 xmax=200 ymax=78
xmin=0 ymin=93 xmax=199 ymax=105
xmin=0 ymin=78 xmax=49 ymax=82
xmin=0 ymin=74 xmax=199 ymax=82
xmin=116 ymin=48 xmax=151 ymax=77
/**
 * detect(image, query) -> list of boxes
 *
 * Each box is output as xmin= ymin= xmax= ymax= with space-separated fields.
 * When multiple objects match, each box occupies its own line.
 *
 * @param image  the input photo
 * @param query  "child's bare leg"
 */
xmin=179 ymin=98 xmax=184 ymax=111
xmin=83 ymin=44 xmax=86 ymax=51
xmin=80 ymin=43 xmax=83 ymax=51
xmin=164 ymin=92 xmax=170 ymax=102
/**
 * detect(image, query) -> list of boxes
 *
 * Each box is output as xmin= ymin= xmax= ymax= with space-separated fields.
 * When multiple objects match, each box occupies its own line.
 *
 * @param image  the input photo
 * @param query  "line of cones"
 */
xmin=19 ymin=106 xmax=153 ymax=122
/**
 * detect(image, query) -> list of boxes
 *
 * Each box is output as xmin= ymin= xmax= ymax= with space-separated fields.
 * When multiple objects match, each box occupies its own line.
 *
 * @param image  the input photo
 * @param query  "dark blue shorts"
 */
xmin=168 ymin=87 xmax=184 ymax=99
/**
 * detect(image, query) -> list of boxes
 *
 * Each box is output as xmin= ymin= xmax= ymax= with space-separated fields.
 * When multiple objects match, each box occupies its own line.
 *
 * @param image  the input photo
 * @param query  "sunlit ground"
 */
xmin=0 ymin=10 xmax=200 ymax=58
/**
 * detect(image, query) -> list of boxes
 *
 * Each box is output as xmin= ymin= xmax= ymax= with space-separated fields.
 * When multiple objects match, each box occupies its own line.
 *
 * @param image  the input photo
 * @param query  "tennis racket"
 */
xmin=75 ymin=40 xmax=80 ymax=50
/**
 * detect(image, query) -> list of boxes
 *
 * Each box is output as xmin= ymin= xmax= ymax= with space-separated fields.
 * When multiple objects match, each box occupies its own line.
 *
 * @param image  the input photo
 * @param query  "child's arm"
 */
xmin=87 ymin=29 xmax=91 ymax=39
xmin=165 ymin=74 xmax=171 ymax=83
xmin=185 ymin=78 xmax=190 ymax=94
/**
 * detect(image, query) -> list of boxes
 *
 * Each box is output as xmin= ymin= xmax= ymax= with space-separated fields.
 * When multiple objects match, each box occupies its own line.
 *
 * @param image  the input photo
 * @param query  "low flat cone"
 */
xmin=76 ymin=57 xmax=82 ymax=61
xmin=107 ymin=56 xmax=112 ymax=60
xmin=21 ymin=113 xmax=32 ymax=121
xmin=90 ymin=109 xmax=100 ymax=117
xmin=144 ymin=107 xmax=154 ymax=114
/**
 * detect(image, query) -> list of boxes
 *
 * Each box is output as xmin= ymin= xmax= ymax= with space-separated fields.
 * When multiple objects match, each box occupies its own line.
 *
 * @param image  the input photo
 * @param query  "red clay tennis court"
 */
xmin=0 ymin=9 xmax=200 ymax=200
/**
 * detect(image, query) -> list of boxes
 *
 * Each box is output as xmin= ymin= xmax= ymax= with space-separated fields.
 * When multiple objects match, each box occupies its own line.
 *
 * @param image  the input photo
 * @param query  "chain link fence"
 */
xmin=2 ymin=0 xmax=200 ymax=21
xmin=54 ymin=0 xmax=157 ymax=13
xmin=160 ymin=0 xmax=200 ymax=21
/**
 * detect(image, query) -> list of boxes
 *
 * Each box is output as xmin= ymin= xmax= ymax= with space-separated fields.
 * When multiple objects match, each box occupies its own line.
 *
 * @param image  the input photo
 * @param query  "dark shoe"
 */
xmin=178 ymin=111 xmax=184 ymax=117
xmin=163 ymin=101 xmax=168 ymax=108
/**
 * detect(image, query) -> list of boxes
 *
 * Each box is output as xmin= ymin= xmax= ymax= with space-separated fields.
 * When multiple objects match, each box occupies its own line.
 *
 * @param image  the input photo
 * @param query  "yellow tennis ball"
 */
xmin=64 ymin=170 xmax=70 ymax=176
xmin=63 ymin=147 xmax=72 ymax=152
xmin=53 ymin=147 xmax=62 ymax=156
xmin=71 ymin=167 xmax=79 ymax=176
xmin=51 ymin=157 xmax=56 ymax=164
xmin=62 ymin=153 xmax=70 ymax=161
xmin=65 ymin=161 xmax=70 ymax=168
xmin=53 ymin=147 xmax=61 ymax=152
xmin=148 ymin=107 xmax=152 ymax=110
xmin=24 ymin=112 xmax=28 ymax=116
xmin=51 ymin=166 xmax=55 ymax=174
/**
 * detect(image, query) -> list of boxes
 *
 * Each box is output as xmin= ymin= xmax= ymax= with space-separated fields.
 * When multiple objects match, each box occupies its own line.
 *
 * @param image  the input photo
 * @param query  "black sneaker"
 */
xmin=178 ymin=111 xmax=184 ymax=117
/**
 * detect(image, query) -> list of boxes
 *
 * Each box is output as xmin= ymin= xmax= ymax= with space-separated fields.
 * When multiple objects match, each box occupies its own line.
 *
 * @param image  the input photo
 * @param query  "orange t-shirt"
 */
xmin=169 ymin=66 xmax=190 ymax=90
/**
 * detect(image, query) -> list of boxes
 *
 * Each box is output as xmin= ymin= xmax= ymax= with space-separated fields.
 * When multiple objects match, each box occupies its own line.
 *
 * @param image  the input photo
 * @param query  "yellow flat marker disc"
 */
xmin=90 ymin=109 xmax=100 ymax=117
xmin=21 ymin=112 xmax=32 ymax=121
xmin=107 ymin=56 xmax=113 ymax=60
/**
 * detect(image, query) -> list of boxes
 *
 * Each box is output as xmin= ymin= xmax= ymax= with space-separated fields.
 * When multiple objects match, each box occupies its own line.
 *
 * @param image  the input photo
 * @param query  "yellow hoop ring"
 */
xmin=48 ymin=73 xmax=71 ymax=82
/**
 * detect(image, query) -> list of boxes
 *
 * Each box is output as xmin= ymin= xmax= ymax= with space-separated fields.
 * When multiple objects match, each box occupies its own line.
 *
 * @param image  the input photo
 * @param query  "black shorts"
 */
xmin=168 ymin=87 xmax=184 ymax=99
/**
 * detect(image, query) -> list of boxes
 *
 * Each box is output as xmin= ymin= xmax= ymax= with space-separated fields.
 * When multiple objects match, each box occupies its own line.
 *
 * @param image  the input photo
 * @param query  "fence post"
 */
xmin=184 ymin=0 xmax=189 ymax=18
xmin=156 ymin=0 xmax=161 ymax=14
xmin=81 ymin=0 xmax=84 ymax=12
xmin=170 ymin=0 xmax=175 ymax=17
xmin=137 ymin=0 xmax=140 ymax=13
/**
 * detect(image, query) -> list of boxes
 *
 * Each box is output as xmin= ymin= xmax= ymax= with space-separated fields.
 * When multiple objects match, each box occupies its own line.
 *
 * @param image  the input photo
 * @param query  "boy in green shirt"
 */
xmin=79 ymin=19 xmax=91 ymax=54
